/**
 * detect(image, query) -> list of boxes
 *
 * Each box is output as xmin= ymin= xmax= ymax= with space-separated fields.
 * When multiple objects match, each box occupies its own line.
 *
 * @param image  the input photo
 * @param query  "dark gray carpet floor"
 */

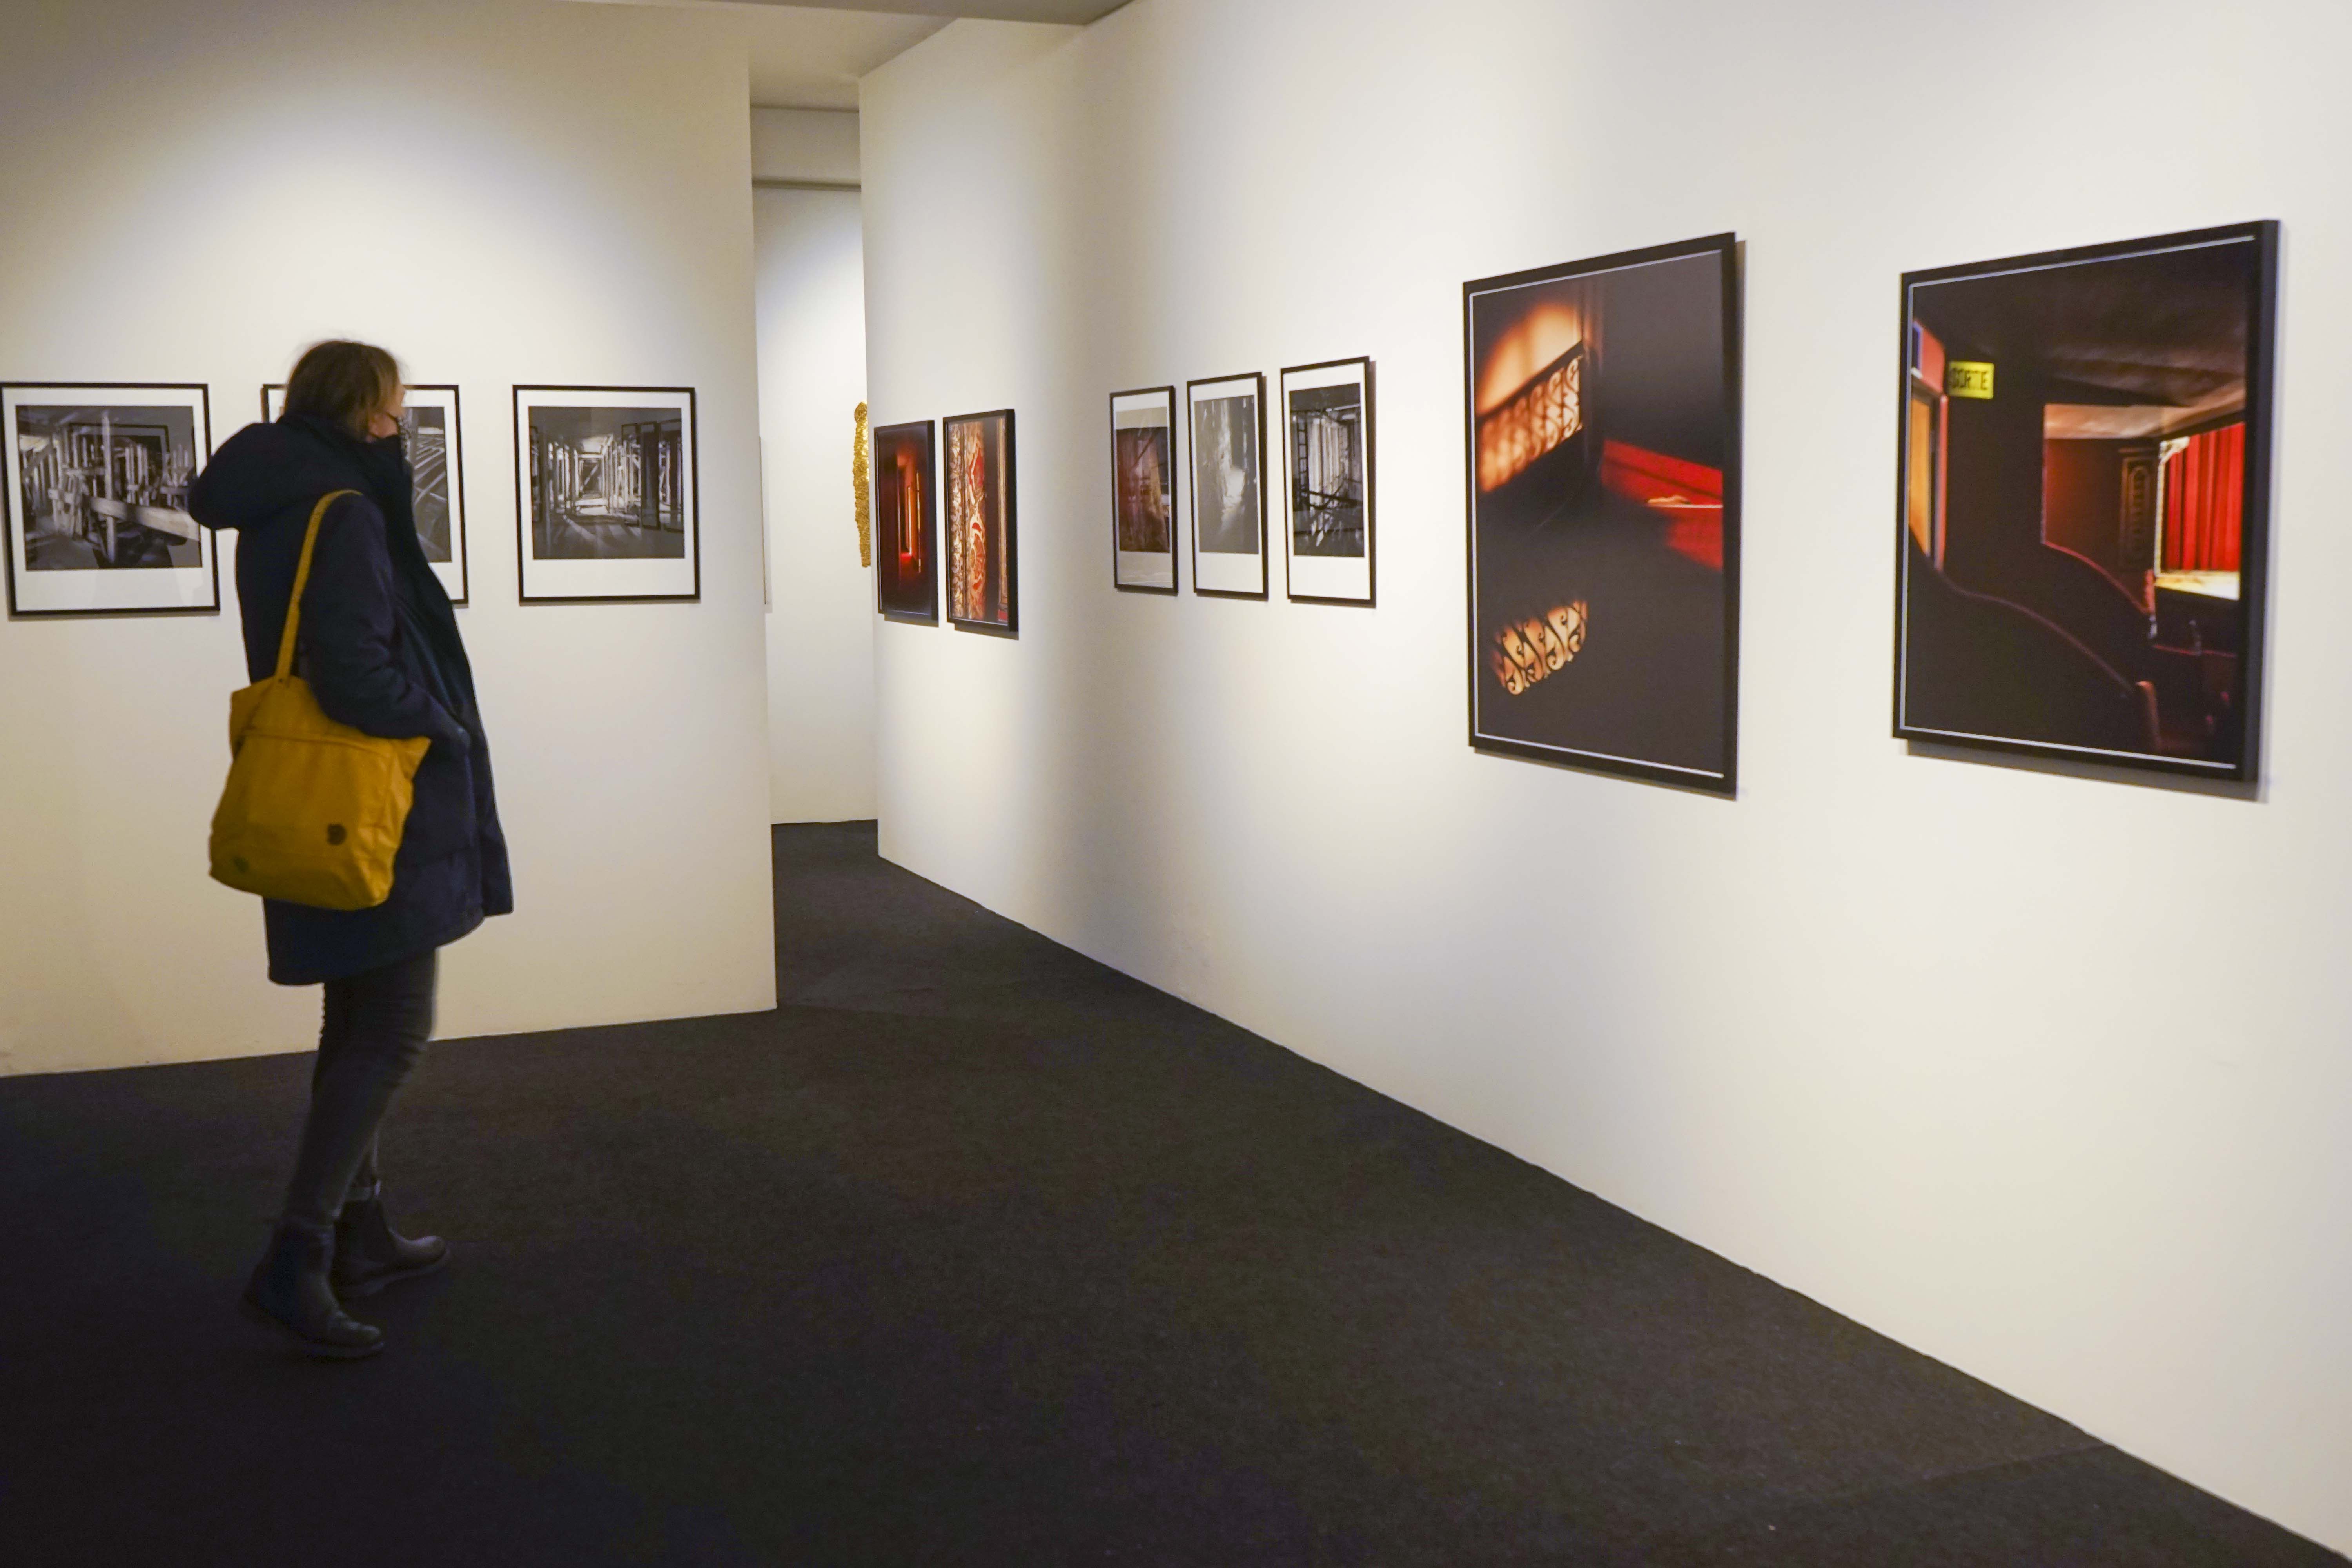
xmin=0 ymin=822 xmax=2337 ymax=1566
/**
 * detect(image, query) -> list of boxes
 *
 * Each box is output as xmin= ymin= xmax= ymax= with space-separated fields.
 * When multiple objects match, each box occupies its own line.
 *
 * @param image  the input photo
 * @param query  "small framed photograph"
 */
xmin=1895 ymin=221 xmax=2278 ymax=781
xmin=266 ymin=383 xmax=470 ymax=604
xmin=513 ymin=386 xmax=698 ymax=603
xmin=1188 ymin=372 xmax=1267 ymax=598
xmin=3 ymin=383 xmax=216 ymax=617
xmin=872 ymin=418 xmax=938 ymax=623
xmin=944 ymin=408 xmax=1017 ymax=634
xmin=1280 ymin=358 xmax=1374 ymax=605
xmin=1464 ymin=235 xmax=1742 ymax=793
xmin=1109 ymin=386 xmax=1177 ymax=593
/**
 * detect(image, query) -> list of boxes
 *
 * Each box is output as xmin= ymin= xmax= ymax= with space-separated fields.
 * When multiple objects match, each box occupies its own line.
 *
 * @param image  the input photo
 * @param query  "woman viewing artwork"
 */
xmin=190 ymin=340 xmax=513 ymax=1359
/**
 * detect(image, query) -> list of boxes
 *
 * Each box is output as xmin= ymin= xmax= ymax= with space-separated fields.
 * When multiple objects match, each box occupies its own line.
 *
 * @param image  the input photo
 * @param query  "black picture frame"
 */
xmin=1280 ymin=356 xmax=1376 ymax=606
xmin=266 ymin=381 xmax=471 ymax=606
xmin=943 ymin=407 xmax=1018 ymax=636
xmin=1187 ymin=371 xmax=1269 ymax=600
xmin=1892 ymin=220 xmax=2279 ymax=784
xmin=2 ymin=381 xmax=219 ymax=619
xmin=512 ymin=385 xmax=700 ymax=605
xmin=1109 ymin=385 xmax=1178 ymax=594
xmin=872 ymin=417 xmax=938 ymax=624
xmin=1462 ymin=234 xmax=1743 ymax=795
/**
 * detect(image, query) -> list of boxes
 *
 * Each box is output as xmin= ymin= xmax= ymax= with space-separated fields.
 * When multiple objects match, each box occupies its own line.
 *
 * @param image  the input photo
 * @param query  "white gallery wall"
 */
xmin=0 ymin=0 xmax=777 ymax=1074
xmin=754 ymin=109 xmax=877 ymax=822
xmin=862 ymin=1 xmax=2352 ymax=1552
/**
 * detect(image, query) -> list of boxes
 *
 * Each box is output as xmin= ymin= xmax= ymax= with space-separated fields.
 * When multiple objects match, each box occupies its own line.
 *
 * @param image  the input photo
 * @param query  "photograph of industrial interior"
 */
xmin=13 ymin=404 xmax=203 ymax=570
xmin=2 ymin=2 xmax=2346 ymax=1566
xmin=526 ymin=404 xmax=690 ymax=560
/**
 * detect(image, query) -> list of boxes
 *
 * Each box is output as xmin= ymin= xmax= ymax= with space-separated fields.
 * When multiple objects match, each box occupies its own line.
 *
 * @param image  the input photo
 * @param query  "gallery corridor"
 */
xmin=0 ymin=825 xmax=2336 ymax=1566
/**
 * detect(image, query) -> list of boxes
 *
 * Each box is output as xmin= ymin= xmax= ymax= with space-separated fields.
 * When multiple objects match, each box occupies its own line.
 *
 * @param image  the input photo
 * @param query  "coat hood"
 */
xmin=189 ymin=416 xmax=377 ymax=535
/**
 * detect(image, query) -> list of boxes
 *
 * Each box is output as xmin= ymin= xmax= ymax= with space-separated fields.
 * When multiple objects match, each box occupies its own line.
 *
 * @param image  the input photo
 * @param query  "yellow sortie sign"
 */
xmin=1946 ymin=361 xmax=1995 ymax=399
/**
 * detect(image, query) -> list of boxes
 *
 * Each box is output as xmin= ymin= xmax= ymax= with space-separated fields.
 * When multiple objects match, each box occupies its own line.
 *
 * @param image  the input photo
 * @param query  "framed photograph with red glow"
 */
xmin=871 ymin=418 xmax=937 ymax=623
xmin=1110 ymin=386 xmax=1176 ymax=593
xmin=1281 ymin=358 xmax=1374 ymax=604
xmin=1463 ymin=234 xmax=1741 ymax=792
xmin=1895 ymin=222 xmax=2278 ymax=782
xmin=944 ymin=408 xmax=1016 ymax=635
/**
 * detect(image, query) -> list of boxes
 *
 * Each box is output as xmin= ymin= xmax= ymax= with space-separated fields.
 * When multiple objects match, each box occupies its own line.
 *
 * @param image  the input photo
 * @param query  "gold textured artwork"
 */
xmin=851 ymin=401 xmax=872 ymax=567
xmin=1488 ymin=601 xmax=1589 ymax=696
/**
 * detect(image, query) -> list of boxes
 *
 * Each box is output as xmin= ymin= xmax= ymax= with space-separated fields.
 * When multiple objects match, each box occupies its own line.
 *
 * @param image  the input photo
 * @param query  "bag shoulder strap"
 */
xmin=274 ymin=489 xmax=360 ymax=681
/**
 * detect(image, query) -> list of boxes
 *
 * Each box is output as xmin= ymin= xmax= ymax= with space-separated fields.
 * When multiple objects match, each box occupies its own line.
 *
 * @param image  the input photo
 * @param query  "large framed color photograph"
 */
xmin=944 ymin=408 xmax=1016 ymax=634
xmin=873 ymin=418 xmax=938 ymax=622
xmin=1464 ymin=235 xmax=1741 ymax=792
xmin=1110 ymin=387 xmax=1176 ymax=593
xmin=1895 ymin=222 xmax=2277 ymax=781
xmin=267 ymin=383 xmax=469 ymax=604
xmin=514 ymin=385 xmax=697 ymax=603
xmin=4 ymin=383 xmax=215 ymax=616
xmin=1189 ymin=372 xmax=1267 ymax=598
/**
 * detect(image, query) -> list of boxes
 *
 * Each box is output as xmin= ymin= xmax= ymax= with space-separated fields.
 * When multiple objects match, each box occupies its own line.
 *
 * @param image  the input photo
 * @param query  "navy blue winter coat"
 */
xmin=190 ymin=414 xmax=512 ymax=985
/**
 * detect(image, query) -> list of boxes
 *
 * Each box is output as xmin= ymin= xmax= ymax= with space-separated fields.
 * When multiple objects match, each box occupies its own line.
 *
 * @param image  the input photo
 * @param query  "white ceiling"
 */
xmin=739 ymin=6 xmax=950 ymax=108
xmin=720 ymin=0 xmax=1126 ymax=19
xmin=568 ymin=0 xmax=1119 ymax=109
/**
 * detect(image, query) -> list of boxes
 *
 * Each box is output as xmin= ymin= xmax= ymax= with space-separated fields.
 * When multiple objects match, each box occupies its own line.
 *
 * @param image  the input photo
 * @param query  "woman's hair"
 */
xmin=282 ymin=340 xmax=403 ymax=434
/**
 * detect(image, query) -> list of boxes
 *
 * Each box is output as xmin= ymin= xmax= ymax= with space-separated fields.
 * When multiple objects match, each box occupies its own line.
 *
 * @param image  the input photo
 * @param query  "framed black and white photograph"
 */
xmin=1109 ymin=386 xmax=1177 ymax=593
xmin=267 ymin=382 xmax=469 ymax=604
xmin=1281 ymin=358 xmax=1374 ymax=605
xmin=1464 ymin=234 xmax=1742 ymax=794
xmin=513 ymin=385 xmax=698 ymax=603
xmin=4 ymin=383 xmax=215 ymax=617
xmin=944 ymin=408 xmax=1016 ymax=635
xmin=1188 ymin=372 xmax=1266 ymax=598
xmin=1895 ymin=222 xmax=2277 ymax=781
xmin=873 ymin=417 xmax=938 ymax=623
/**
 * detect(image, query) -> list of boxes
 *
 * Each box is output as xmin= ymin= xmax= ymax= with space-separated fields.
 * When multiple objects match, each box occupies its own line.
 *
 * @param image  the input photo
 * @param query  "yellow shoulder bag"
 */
xmin=208 ymin=490 xmax=432 ymax=910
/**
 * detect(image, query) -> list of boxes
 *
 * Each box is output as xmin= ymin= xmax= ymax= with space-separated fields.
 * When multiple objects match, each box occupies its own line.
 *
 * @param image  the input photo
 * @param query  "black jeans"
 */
xmin=280 ymin=949 xmax=438 ymax=1237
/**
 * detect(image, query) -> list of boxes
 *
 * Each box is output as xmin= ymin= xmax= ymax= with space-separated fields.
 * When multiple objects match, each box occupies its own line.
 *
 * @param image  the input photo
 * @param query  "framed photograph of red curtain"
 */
xmin=1894 ymin=221 xmax=2278 ymax=782
xmin=1463 ymin=234 xmax=1742 ymax=793
xmin=871 ymin=418 xmax=937 ymax=624
xmin=944 ymin=408 xmax=1016 ymax=635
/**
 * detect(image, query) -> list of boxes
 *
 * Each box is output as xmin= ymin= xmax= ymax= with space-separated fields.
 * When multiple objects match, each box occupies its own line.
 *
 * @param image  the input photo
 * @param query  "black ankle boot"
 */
xmin=332 ymin=1192 xmax=448 ymax=1299
xmin=241 ymin=1223 xmax=383 ymax=1359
